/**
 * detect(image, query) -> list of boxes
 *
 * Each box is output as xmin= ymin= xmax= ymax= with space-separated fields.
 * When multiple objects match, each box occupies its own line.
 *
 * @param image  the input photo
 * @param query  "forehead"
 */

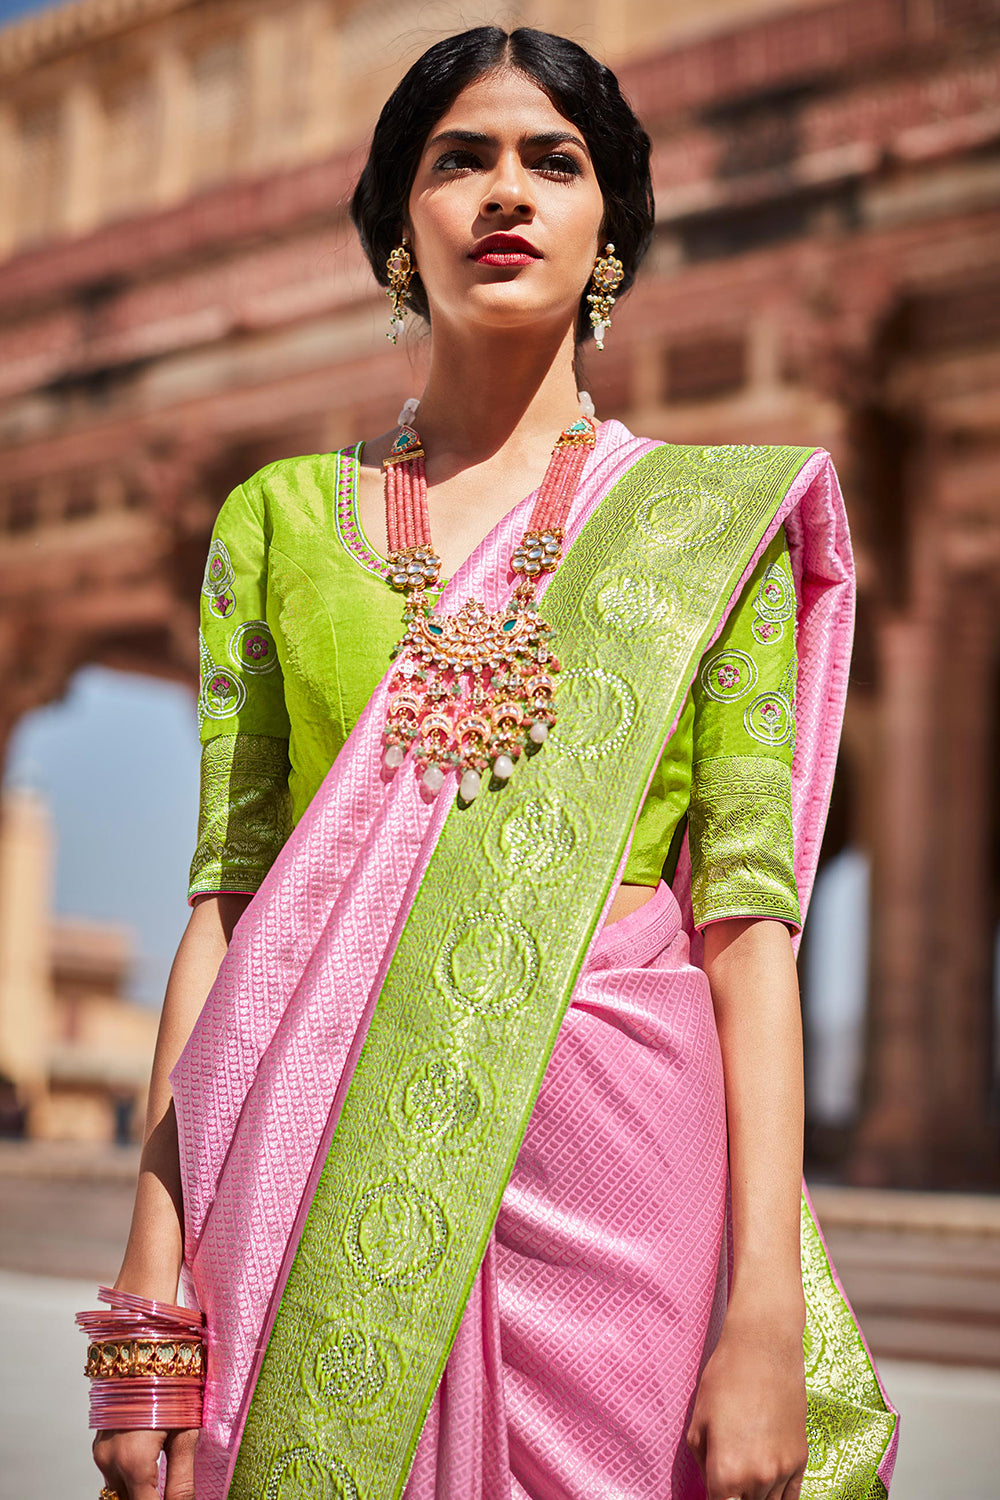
xmin=427 ymin=68 xmax=581 ymax=142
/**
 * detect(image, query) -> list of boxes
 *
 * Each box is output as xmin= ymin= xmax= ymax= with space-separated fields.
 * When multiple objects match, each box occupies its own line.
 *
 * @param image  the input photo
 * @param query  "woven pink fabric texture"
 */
xmin=170 ymin=420 xmax=656 ymax=1496
xmin=170 ymin=429 xmax=865 ymax=1498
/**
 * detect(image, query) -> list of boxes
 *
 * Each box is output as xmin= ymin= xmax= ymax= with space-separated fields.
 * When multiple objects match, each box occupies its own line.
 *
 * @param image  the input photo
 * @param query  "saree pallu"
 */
xmin=171 ymin=422 xmax=898 ymax=1499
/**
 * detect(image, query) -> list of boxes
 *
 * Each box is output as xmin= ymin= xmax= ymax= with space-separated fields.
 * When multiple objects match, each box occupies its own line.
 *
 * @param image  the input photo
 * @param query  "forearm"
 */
xmin=703 ymin=915 xmax=805 ymax=1330
xmin=116 ymin=893 xmax=252 ymax=1299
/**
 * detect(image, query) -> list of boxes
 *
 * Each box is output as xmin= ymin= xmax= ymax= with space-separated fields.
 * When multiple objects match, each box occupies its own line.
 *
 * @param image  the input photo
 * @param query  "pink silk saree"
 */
xmin=171 ymin=419 xmax=898 ymax=1500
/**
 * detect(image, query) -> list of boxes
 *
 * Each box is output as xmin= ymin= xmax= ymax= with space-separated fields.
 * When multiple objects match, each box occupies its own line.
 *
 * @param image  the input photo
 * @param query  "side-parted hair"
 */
xmin=350 ymin=26 xmax=654 ymax=344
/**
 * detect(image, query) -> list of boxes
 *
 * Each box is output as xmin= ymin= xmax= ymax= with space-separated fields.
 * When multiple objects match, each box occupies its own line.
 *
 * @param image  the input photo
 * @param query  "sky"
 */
xmin=0 ymin=0 xmax=55 ymax=22
xmin=4 ymin=667 xmax=201 ymax=1007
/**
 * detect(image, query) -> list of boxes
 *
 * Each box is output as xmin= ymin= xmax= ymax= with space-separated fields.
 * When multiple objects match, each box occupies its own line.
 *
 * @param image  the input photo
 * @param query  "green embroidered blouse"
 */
xmin=188 ymin=445 xmax=801 ymax=931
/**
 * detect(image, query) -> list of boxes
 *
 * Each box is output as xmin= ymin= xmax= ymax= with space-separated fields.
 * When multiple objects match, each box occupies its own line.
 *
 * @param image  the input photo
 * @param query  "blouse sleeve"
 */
xmin=688 ymin=524 xmax=801 ymax=932
xmin=187 ymin=479 xmax=293 ymax=902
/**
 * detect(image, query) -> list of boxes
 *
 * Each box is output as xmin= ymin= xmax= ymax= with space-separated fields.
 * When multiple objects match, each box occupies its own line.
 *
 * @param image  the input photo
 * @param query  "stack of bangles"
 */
xmin=77 ymin=1286 xmax=206 ymax=1430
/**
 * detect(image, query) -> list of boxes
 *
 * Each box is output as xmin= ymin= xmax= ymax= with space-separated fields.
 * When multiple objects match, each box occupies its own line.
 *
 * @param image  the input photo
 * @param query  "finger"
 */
xmin=164 ymin=1427 xmax=199 ymax=1500
xmin=779 ymin=1471 xmax=804 ymax=1500
xmin=91 ymin=1437 xmax=128 ymax=1500
xmin=684 ymin=1414 xmax=707 ymax=1469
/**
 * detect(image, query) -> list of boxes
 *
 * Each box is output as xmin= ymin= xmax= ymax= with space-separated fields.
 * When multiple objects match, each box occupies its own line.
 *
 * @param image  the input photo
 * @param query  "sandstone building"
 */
xmin=1 ymin=0 xmax=998 ymax=1184
xmin=0 ymin=788 xmax=158 ymax=1141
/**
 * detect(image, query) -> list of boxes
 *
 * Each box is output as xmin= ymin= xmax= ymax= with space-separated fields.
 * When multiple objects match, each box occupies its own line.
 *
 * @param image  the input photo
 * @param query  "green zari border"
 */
xmin=800 ymin=1196 xmax=897 ymax=1500
xmin=230 ymin=442 xmax=819 ymax=1500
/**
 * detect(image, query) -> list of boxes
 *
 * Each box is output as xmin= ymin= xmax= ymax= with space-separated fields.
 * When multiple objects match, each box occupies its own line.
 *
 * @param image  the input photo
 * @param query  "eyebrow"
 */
xmin=425 ymin=127 xmax=588 ymax=154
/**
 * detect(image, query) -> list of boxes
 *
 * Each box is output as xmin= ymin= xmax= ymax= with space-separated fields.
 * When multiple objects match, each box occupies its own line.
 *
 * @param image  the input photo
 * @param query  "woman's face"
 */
xmin=406 ymin=69 xmax=605 ymax=339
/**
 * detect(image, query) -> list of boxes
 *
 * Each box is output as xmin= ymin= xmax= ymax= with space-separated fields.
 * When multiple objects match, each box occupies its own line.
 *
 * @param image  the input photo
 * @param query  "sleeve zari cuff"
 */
xmin=188 ymin=733 xmax=293 ymax=899
xmin=689 ymin=755 xmax=801 ymax=931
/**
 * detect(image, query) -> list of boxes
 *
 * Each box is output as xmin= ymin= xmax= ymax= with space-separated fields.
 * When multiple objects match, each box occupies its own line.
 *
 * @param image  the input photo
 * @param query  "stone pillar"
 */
xmin=923 ymin=575 xmax=999 ymax=1182
xmin=850 ymin=429 xmax=1000 ymax=1187
xmin=245 ymin=10 xmax=281 ymax=171
xmin=63 ymin=77 xmax=103 ymax=237
xmin=0 ymin=100 xmax=17 ymax=259
xmin=152 ymin=43 xmax=191 ymax=207
xmin=850 ymin=614 xmax=937 ymax=1184
xmin=0 ymin=789 xmax=54 ymax=1133
xmin=300 ymin=0 xmax=341 ymax=155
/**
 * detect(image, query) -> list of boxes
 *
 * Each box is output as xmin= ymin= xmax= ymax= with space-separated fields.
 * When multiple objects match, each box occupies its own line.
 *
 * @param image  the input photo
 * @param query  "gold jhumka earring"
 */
xmin=386 ymin=241 xmax=414 ymax=344
xmin=587 ymin=242 xmax=624 ymax=350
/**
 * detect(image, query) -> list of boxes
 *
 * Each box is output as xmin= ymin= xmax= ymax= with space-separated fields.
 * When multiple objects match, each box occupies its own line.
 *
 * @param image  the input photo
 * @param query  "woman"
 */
xmin=92 ymin=26 xmax=897 ymax=1500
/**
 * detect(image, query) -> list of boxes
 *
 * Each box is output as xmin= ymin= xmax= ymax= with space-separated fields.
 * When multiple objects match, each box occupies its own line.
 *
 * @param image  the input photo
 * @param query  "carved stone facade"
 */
xmin=1 ymin=0 xmax=998 ymax=1184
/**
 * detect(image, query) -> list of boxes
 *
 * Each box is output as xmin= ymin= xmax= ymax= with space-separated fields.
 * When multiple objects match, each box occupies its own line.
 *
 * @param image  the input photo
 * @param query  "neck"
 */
xmin=410 ymin=318 xmax=584 ymax=465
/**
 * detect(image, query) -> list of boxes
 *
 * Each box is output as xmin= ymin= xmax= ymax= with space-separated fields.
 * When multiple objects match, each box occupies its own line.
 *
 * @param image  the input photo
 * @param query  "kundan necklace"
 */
xmin=381 ymin=396 xmax=598 ymax=802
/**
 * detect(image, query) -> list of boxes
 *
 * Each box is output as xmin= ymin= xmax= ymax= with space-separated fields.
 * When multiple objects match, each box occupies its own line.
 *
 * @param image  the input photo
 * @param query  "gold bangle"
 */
xmin=99 ymin=1488 xmax=123 ymax=1500
xmin=85 ymin=1338 xmax=205 ymax=1379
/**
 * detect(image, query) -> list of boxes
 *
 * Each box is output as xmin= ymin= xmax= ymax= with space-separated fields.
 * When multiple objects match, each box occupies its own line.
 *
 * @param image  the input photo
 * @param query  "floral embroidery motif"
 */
xmin=210 ymin=590 xmax=235 ymax=619
xmin=202 ymin=538 xmax=235 ymax=598
xmin=699 ymin=647 xmax=759 ymax=703
xmin=743 ymin=690 xmax=794 ymax=746
xmin=197 ymin=630 xmax=246 ymax=728
xmin=229 ymin=619 xmax=278 ymax=674
xmin=751 ymin=559 xmax=795 ymax=645
xmin=200 ymin=666 xmax=246 ymax=721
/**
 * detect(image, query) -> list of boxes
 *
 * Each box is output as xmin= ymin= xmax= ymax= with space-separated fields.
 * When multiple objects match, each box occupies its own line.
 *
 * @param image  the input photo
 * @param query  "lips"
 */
xmin=469 ymin=234 xmax=542 ymax=265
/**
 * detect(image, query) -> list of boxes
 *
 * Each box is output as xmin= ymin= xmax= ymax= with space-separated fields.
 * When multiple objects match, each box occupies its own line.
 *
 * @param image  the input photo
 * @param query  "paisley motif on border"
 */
xmin=639 ymin=478 xmax=733 ymax=552
xmin=552 ymin=666 xmax=637 ymax=761
xmin=496 ymin=796 xmax=581 ymax=879
xmin=389 ymin=1056 xmax=481 ymax=1140
xmin=264 ymin=1446 xmax=359 ymax=1500
xmin=435 ymin=912 xmax=539 ymax=1016
xmin=346 ymin=1182 xmax=448 ymax=1288
xmin=300 ymin=1323 xmax=398 ymax=1414
xmin=592 ymin=571 xmax=680 ymax=633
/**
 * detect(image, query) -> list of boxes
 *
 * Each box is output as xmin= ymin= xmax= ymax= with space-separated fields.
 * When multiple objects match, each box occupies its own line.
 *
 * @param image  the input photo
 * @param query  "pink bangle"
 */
xmin=76 ymin=1286 xmax=206 ymax=1431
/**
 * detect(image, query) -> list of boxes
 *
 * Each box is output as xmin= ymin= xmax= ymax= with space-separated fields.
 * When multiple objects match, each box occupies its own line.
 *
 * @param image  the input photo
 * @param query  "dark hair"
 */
xmin=350 ymin=27 xmax=654 ymax=344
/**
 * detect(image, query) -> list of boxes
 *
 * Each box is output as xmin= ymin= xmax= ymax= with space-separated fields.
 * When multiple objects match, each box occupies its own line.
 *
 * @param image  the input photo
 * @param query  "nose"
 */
xmin=480 ymin=153 xmax=535 ymax=219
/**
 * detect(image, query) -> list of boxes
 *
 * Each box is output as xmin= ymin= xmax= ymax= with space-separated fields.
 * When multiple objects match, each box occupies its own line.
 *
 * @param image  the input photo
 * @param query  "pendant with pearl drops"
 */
xmin=380 ymin=396 xmax=596 ymax=799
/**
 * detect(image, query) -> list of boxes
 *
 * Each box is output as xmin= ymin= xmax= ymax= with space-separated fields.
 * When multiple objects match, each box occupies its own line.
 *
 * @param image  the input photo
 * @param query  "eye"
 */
xmin=433 ymin=149 xmax=482 ymax=173
xmin=534 ymin=152 xmax=583 ymax=179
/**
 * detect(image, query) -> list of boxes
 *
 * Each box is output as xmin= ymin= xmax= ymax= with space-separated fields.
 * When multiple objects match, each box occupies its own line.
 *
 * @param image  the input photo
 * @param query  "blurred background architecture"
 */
xmin=0 ymin=786 xmax=157 ymax=1142
xmin=0 ymin=0 xmax=999 ymax=1182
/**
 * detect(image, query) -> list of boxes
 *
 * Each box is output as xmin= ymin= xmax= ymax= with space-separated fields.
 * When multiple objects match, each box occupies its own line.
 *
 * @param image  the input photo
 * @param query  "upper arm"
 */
xmin=187 ymin=480 xmax=294 ymax=904
xmin=688 ymin=525 xmax=801 ymax=934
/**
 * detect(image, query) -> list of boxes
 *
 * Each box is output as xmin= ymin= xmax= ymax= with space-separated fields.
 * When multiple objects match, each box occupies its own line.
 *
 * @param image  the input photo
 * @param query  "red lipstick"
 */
xmin=469 ymin=233 xmax=542 ymax=266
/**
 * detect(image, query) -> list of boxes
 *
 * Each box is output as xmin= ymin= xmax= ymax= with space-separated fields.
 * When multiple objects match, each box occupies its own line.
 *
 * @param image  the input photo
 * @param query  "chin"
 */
xmin=461 ymin=288 xmax=568 ymax=333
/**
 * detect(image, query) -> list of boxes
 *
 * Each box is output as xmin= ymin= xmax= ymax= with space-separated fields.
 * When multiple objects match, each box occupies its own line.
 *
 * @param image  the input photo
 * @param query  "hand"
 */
xmin=93 ymin=1425 xmax=198 ymax=1500
xmin=686 ymin=1313 xmax=808 ymax=1500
